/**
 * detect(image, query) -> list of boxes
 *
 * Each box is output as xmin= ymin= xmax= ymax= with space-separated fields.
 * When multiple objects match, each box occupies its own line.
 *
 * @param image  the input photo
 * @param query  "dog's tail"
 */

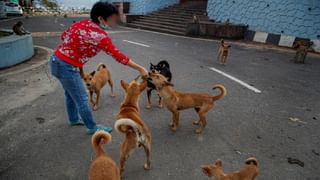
xmin=97 ymin=63 xmax=107 ymax=71
xmin=245 ymin=157 xmax=259 ymax=167
xmin=91 ymin=131 xmax=112 ymax=157
xmin=212 ymin=84 xmax=227 ymax=101
xmin=115 ymin=118 xmax=146 ymax=145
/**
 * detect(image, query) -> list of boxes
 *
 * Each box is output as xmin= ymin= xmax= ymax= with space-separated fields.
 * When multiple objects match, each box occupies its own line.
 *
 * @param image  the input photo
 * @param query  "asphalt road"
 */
xmin=1 ymin=16 xmax=320 ymax=180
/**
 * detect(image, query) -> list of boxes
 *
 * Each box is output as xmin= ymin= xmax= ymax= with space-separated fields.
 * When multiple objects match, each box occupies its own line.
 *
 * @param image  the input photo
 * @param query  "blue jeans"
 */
xmin=49 ymin=55 xmax=96 ymax=130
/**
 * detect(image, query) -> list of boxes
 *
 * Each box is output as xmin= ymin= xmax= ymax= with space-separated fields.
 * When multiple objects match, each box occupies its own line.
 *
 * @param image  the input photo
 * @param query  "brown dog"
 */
xmin=88 ymin=131 xmax=120 ymax=180
xmin=148 ymin=72 xmax=226 ymax=134
xmin=83 ymin=63 xmax=115 ymax=111
xmin=201 ymin=157 xmax=259 ymax=180
xmin=114 ymin=77 xmax=152 ymax=175
xmin=292 ymin=40 xmax=313 ymax=64
xmin=217 ymin=39 xmax=231 ymax=65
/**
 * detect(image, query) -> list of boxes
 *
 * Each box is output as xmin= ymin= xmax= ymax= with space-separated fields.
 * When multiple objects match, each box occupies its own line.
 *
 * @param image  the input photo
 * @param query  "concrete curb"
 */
xmin=245 ymin=30 xmax=320 ymax=53
xmin=0 ymin=45 xmax=53 ymax=78
xmin=0 ymin=33 xmax=34 ymax=69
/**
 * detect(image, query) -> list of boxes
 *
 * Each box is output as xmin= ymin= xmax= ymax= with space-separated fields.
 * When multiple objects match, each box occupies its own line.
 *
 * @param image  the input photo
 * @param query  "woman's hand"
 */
xmin=139 ymin=67 xmax=148 ymax=76
xmin=127 ymin=60 xmax=149 ymax=76
xmin=79 ymin=67 xmax=85 ymax=79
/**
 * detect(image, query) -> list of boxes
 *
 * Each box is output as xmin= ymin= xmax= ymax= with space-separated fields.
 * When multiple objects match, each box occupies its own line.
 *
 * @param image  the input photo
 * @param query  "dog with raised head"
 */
xmin=114 ymin=76 xmax=152 ymax=175
xmin=82 ymin=63 xmax=115 ymax=111
xmin=147 ymin=60 xmax=172 ymax=109
xmin=217 ymin=39 xmax=231 ymax=65
xmin=201 ymin=157 xmax=259 ymax=180
xmin=148 ymin=72 xmax=226 ymax=134
xmin=88 ymin=131 xmax=120 ymax=180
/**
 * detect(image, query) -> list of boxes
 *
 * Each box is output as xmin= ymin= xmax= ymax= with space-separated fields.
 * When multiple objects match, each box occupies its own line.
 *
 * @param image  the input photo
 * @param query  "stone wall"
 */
xmin=104 ymin=0 xmax=178 ymax=14
xmin=206 ymin=0 xmax=320 ymax=40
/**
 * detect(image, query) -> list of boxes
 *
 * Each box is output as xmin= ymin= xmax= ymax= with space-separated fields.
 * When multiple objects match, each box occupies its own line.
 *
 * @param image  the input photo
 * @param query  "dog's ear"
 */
xmin=139 ymin=80 xmax=148 ymax=92
xmin=90 ymin=71 xmax=96 ymax=76
xmin=120 ymin=80 xmax=129 ymax=91
xmin=221 ymin=39 xmax=224 ymax=45
xmin=214 ymin=160 xmax=222 ymax=167
xmin=200 ymin=165 xmax=212 ymax=177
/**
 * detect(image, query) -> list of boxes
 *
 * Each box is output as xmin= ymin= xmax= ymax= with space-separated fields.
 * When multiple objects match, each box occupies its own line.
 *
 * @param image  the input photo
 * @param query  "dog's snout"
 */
xmin=148 ymin=72 xmax=151 ymax=75
xmin=151 ymin=70 xmax=156 ymax=73
xmin=86 ymin=83 xmax=90 ymax=86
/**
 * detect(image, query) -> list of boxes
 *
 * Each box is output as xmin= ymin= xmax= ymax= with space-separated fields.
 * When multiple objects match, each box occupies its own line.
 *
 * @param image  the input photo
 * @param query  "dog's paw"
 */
xmin=195 ymin=128 xmax=203 ymax=134
xmin=110 ymin=93 xmax=116 ymax=97
xmin=193 ymin=121 xmax=200 ymax=125
xmin=171 ymin=126 xmax=177 ymax=132
xmin=146 ymin=104 xmax=151 ymax=109
xmin=158 ymin=104 xmax=163 ymax=108
xmin=93 ymin=105 xmax=98 ymax=111
xmin=143 ymin=163 xmax=151 ymax=170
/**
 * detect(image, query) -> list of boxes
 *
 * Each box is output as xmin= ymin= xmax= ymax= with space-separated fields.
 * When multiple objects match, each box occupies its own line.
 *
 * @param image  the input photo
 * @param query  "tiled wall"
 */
xmin=207 ymin=0 xmax=320 ymax=40
xmin=104 ymin=0 xmax=178 ymax=14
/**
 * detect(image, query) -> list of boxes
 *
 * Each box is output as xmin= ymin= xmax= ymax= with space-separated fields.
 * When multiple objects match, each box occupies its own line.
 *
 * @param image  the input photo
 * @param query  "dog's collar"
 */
xmin=156 ymin=83 xmax=173 ymax=91
xmin=121 ymin=104 xmax=139 ymax=111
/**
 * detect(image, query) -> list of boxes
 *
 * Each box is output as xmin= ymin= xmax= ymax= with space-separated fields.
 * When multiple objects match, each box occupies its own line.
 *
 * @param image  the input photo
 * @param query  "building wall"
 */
xmin=104 ymin=0 xmax=178 ymax=14
xmin=207 ymin=0 xmax=320 ymax=40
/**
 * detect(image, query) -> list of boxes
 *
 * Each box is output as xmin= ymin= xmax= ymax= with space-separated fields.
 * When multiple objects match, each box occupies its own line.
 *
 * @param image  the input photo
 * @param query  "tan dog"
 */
xmin=114 ymin=77 xmax=152 ymax=175
xmin=83 ymin=63 xmax=115 ymax=111
xmin=88 ymin=131 xmax=120 ymax=180
xmin=201 ymin=157 xmax=259 ymax=180
xmin=217 ymin=39 xmax=231 ymax=65
xmin=148 ymin=72 xmax=226 ymax=133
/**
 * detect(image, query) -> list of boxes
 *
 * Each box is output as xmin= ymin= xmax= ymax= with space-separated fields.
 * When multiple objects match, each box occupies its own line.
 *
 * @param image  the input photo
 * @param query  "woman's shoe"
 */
xmin=86 ymin=125 xmax=113 ymax=134
xmin=69 ymin=119 xmax=85 ymax=126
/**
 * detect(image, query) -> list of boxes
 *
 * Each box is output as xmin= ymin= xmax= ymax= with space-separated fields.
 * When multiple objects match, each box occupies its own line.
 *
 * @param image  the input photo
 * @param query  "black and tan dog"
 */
xmin=115 ymin=76 xmax=152 ymax=175
xmin=217 ymin=39 xmax=231 ymax=65
xmin=146 ymin=60 xmax=172 ymax=109
xmin=82 ymin=63 xmax=115 ymax=111
xmin=88 ymin=131 xmax=120 ymax=180
xmin=148 ymin=72 xmax=226 ymax=134
xmin=201 ymin=157 xmax=259 ymax=180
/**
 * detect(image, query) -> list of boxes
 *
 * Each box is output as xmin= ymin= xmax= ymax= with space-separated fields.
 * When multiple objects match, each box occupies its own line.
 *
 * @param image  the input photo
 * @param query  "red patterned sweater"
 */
xmin=54 ymin=19 xmax=130 ymax=68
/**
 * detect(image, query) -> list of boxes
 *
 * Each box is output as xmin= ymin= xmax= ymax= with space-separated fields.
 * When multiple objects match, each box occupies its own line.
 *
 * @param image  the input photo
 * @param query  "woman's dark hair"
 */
xmin=90 ymin=2 xmax=119 ymax=23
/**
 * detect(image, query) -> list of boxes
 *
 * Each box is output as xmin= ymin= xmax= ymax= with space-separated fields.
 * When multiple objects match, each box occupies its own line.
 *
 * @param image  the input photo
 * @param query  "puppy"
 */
xmin=83 ymin=63 xmax=115 ymax=111
xmin=115 ymin=76 xmax=152 ymax=175
xmin=88 ymin=131 xmax=120 ymax=180
xmin=217 ymin=39 xmax=231 ymax=65
xmin=148 ymin=72 xmax=226 ymax=134
xmin=292 ymin=40 xmax=313 ymax=64
xmin=201 ymin=157 xmax=259 ymax=180
xmin=147 ymin=60 xmax=172 ymax=109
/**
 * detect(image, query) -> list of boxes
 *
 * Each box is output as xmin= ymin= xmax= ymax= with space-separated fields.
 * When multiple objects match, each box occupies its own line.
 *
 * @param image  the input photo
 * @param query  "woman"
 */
xmin=49 ymin=2 xmax=148 ymax=134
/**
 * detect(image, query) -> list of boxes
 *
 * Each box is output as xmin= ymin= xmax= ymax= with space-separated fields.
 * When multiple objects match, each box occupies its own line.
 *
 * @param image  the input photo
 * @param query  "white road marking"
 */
xmin=121 ymin=26 xmax=320 ymax=57
xmin=123 ymin=40 xmax=150 ymax=48
xmin=209 ymin=67 xmax=262 ymax=94
xmin=60 ymin=24 xmax=65 ymax=27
